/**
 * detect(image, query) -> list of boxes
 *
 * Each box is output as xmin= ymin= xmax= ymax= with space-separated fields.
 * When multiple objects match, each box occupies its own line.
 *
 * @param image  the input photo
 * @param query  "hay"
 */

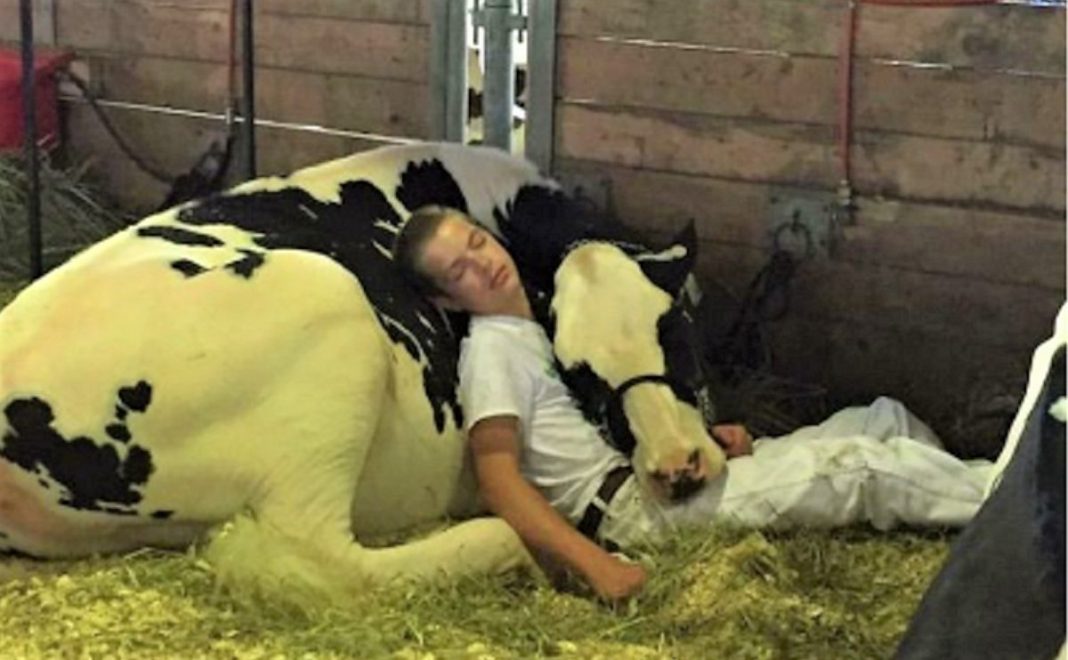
xmin=0 ymin=527 xmax=948 ymax=659
xmin=0 ymin=153 xmax=131 ymax=279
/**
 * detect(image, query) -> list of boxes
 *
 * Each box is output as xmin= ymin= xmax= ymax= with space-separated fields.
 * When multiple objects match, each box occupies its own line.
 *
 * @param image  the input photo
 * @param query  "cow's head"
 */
xmin=551 ymin=224 xmax=726 ymax=503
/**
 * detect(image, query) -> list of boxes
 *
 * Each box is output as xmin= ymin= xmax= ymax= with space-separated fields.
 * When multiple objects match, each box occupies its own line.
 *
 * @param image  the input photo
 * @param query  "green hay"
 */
xmin=0 ymin=527 xmax=948 ymax=659
xmin=0 ymin=153 xmax=131 ymax=279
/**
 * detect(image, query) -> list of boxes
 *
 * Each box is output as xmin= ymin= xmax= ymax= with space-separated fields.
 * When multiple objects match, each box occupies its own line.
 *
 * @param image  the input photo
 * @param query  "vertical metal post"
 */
xmin=429 ymin=0 xmax=467 ymax=142
xmin=240 ymin=0 xmax=256 ymax=179
xmin=19 ymin=0 xmax=43 ymax=279
xmin=482 ymin=0 xmax=516 ymax=151
xmin=526 ymin=0 xmax=557 ymax=172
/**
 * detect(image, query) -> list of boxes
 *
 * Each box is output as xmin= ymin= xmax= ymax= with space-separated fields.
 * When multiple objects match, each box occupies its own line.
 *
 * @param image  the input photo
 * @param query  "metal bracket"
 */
xmin=767 ymin=186 xmax=837 ymax=259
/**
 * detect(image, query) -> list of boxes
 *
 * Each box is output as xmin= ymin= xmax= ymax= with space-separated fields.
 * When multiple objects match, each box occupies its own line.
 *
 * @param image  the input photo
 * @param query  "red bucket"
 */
xmin=0 ymin=48 xmax=73 ymax=151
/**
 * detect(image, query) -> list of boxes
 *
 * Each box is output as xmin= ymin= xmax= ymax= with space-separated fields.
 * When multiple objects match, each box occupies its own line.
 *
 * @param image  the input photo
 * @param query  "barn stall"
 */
xmin=0 ymin=0 xmax=1063 ymax=657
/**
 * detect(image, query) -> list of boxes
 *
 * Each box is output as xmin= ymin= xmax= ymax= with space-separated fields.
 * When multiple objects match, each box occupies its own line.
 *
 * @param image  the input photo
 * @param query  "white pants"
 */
xmin=598 ymin=397 xmax=993 ymax=550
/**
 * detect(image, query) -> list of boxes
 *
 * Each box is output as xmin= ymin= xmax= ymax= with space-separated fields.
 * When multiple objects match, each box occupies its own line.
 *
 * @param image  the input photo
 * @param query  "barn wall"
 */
xmin=0 ymin=0 xmax=1063 ymax=445
xmin=0 ymin=0 xmax=433 ymax=210
xmin=552 ymin=0 xmax=1066 ymax=445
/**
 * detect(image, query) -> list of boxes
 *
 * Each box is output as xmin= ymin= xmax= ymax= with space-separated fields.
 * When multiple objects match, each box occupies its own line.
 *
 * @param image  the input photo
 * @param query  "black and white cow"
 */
xmin=0 ymin=143 xmax=724 ymax=605
xmin=896 ymin=304 xmax=1066 ymax=660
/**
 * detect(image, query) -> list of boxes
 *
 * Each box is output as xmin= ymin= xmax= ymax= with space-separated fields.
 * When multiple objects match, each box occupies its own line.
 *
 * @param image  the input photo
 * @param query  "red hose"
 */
xmin=836 ymin=0 xmax=999 ymax=190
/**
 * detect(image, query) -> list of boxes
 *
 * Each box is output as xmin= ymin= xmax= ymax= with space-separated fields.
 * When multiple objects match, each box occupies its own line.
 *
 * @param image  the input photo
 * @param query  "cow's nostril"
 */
xmin=687 ymin=449 xmax=700 ymax=467
xmin=670 ymin=474 xmax=706 ymax=501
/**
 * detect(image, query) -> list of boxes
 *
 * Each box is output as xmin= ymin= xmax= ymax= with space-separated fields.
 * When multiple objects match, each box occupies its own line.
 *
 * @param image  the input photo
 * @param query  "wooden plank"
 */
xmin=0 ymin=1 xmax=15 ymax=42
xmin=56 ymin=0 xmax=429 ymax=81
xmin=84 ymin=54 xmax=429 ymax=137
xmin=556 ymin=104 xmax=1066 ymax=213
xmin=558 ymin=0 xmax=1065 ymax=74
xmin=684 ymin=239 xmax=1062 ymax=351
xmin=64 ymin=103 xmax=399 ymax=213
xmin=558 ymin=37 xmax=1065 ymax=149
xmin=554 ymin=159 xmax=1066 ymax=291
xmin=257 ymin=0 xmax=430 ymax=24
xmin=857 ymin=3 xmax=1065 ymax=75
xmin=254 ymin=14 xmax=429 ymax=81
xmin=556 ymin=103 xmax=839 ymax=188
xmin=58 ymin=0 xmax=232 ymax=61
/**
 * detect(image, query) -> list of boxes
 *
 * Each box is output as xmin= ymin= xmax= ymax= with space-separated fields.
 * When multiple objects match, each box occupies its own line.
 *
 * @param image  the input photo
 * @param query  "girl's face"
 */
xmin=417 ymin=213 xmax=526 ymax=317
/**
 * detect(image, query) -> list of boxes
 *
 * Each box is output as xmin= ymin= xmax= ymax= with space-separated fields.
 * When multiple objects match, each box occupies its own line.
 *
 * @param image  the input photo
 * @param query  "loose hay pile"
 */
xmin=0 ymin=527 xmax=948 ymax=659
xmin=0 ymin=154 xmax=131 ymax=280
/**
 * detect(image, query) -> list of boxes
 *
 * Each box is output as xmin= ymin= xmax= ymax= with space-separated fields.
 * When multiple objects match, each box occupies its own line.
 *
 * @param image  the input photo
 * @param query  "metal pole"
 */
xmin=430 ymin=0 xmax=467 ymax=142
xmin=19 ymin=0 xmax=42 ymax=279
xmin=240 ymin=0 xmax=256 ymax=179
xmin=482 ymin=0 xmax=516 ymax=151
xmin=525 ymin=0 xmax=557 ymax=172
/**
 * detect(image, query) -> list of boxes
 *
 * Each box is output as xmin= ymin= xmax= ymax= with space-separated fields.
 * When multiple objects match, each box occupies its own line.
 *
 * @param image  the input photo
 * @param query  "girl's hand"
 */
xmin=712 ymin=423 xmax=754 ymax=458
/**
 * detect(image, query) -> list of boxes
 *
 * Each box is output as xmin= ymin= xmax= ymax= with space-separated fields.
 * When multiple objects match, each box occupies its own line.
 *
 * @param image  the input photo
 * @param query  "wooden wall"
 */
xmin=0 ymin=0 xmax=1063 ymax=445
xmin=552 ymin=0 xmax=1066 ymax=445
xmin=0 ymin=0 xmax=433 ymax=209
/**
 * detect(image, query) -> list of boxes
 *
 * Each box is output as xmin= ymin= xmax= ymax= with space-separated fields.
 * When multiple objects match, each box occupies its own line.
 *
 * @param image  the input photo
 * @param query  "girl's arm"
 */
xmin=469 ymin=415 xmax=646 ymax=601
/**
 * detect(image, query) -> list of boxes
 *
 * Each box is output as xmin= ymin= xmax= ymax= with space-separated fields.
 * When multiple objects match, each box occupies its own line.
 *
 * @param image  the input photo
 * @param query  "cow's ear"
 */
xmin=638 ymin=220 xmax=698 ymax=296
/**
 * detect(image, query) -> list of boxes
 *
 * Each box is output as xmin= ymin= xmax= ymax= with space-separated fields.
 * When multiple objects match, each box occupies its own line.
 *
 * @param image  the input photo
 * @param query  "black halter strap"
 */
xmin=613 ymin=374 xmax=674 ymax=401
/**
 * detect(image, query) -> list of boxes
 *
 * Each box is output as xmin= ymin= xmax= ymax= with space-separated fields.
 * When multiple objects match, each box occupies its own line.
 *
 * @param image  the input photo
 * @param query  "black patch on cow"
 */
xmin=137 ymin=226 xmax=224 ymax=248
xmin=896 ymin=347 xmax=1066 ymax=660
xmin=176 ymin=173 xmax=469 ymax=432
xmin=105 ymin=423 xmax=131 ymax=443
xmin=118 ymin=381 xmax=152 ymax=413
xmin=114 ymin=406 xmax=128 ymax=421
xmin=37 ymin=479 xmax=48 ymax=489
xmin=493 ymin=185 xmax=645 ymax=295
xmin=395 ymin=158 xmax=469 ymax=214
xmin=225 ymin=249 xmax=266 ymax=279
xmin=151 ymin=510 xmax=174 ymax=520
xmin=0 ymin=391 xmax=155 ymax=514
xmin=171 ymin=259 xmax=208 ymax=278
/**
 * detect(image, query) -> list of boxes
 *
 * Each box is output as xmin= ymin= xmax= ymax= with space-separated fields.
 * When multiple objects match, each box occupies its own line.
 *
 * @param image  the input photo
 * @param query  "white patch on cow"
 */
xmin=372 ymin=242 xmax=392 ymax=260
xmin=378 ymin=312 xmax=429 ymax=365
xmin=634 ymin=244 xmax=688 ymax=263
xmin=552 ymin=243 xmax=726 ymax=493
xmin=417 ymin=311 xmax=437 ymax=332
xmin=553 ymin=244 xmax=671 ymax=386
xmin=987 ymin=303 xmax=1068 ymax=497
xmin=1049 ymin=397 xmax=1067 ymax=423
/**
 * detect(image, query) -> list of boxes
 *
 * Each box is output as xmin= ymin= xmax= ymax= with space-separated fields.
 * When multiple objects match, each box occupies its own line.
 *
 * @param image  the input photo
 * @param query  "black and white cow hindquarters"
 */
xmin=896 ymin=304 xmax=1067 ymax=660
xmin=0 ymin=143 xmax=551 ymax=604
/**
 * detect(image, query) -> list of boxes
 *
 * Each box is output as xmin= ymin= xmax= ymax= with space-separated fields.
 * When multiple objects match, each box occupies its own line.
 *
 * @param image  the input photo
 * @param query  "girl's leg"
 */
xmin=781 ymin=397 xmax=942 ymax=449
xmin=662 ymin=433 xmax=991 ymax=532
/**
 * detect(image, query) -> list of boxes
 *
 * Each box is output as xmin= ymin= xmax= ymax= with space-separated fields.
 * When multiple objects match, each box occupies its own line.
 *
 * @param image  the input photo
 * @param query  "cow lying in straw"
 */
xmin=0 ymin=143 xmax=724 ymax=604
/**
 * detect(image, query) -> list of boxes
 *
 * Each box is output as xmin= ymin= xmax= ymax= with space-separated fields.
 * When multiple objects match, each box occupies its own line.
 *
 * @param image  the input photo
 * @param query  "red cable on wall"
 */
xmin=836 ymin=0 xmax=999 ymax=200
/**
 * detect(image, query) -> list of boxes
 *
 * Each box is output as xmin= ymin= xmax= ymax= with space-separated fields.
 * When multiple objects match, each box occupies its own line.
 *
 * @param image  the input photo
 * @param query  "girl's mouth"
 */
xmin=491 ymin=265 xmax=508 ymax=288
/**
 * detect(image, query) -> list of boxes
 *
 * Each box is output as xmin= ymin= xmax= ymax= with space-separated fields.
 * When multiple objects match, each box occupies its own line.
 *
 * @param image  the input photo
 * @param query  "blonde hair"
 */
xmin=392 ymin=205 xmax=457 ymax=296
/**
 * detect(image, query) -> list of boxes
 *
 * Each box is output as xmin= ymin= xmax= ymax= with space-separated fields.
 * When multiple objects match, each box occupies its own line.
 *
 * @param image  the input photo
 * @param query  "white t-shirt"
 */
xmin=458 ymin=315 xmax=629 ymax=523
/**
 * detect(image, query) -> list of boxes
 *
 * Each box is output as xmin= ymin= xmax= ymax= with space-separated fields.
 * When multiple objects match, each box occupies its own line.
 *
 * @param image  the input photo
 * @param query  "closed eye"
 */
xmin=469 ymin=229 xmax=486 ymax=249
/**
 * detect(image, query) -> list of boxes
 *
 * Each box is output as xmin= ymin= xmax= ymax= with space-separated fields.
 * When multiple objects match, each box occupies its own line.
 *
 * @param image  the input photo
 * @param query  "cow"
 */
xmin=0 ymin=142 xmax=725 ymax=606
xmin=895 ymin=303 xmax=1066 ymax=660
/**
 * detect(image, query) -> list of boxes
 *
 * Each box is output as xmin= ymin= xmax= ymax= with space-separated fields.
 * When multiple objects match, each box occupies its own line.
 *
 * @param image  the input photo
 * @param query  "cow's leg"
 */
xmin=198 ymin=314 xmax=531 ymax=606
xmin=205 ymin=505 xmax=531 ymax=607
